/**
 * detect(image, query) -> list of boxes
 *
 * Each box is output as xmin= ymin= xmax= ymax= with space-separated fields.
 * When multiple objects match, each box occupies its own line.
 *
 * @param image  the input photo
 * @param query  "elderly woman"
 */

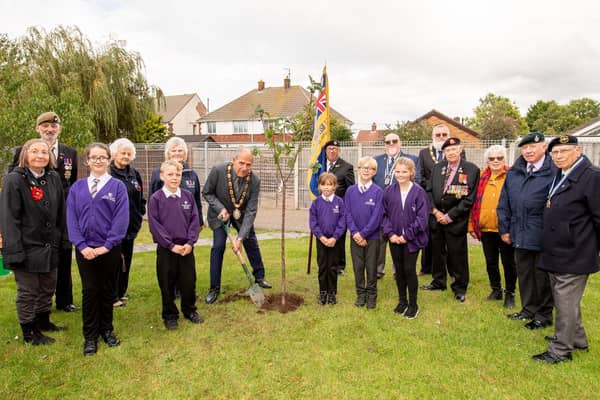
xmin=150 ymin=137 xmax=203 ymax=226
xmin=469 ymin=145 xmax=516 ymax=308
xmin=0 ymin=139 xmax=67 ymax=345
xmin=109 ymin=138 xmax=146 ymax=307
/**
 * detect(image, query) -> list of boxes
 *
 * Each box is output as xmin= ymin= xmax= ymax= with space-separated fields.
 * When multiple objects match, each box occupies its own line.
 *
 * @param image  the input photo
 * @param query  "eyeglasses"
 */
xmin=385 ymin=139 xmax=399 ymax=145
xmin=550 ymin=148 xmax=575 ymax=157
xmin=88 ymin=156 xmax=109 ymax=163
xmin=358 ymin=166 xmax=376 ymax=171
xmin=434 ymin=133 xmax=449 ymax=138
xmin=487 ymin=156 xmax=504 ymax=161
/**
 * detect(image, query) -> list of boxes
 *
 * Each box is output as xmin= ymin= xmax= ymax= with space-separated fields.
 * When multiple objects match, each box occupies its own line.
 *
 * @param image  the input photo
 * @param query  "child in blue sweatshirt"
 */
xmin=309 ymin=173 xmax=346 ymax=305
xmin=345 ymin=156 xmax=384 ymax=309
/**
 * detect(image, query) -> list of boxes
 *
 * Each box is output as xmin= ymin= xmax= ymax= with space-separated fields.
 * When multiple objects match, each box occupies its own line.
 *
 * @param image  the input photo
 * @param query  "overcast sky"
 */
xmin=3 ymin=0 xmax=600 ymax=130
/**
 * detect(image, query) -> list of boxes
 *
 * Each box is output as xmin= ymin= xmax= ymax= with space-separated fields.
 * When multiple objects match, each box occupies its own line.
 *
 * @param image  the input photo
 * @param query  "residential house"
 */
xmin=198 ymin=78 xmax=352 ymax=143
xmin=158 ymin=94 xmax=207 ymax=136
xmin=355 ymin=122 xmax=390 ymax=143
xmin=566 ymin=116 xmax=600 ymax=137
xmin=414 ymin=109 xmax=480 ymax=143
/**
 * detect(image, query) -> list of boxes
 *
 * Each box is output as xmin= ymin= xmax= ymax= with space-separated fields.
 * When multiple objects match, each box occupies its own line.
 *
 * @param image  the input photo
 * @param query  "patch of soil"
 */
xmin=219 ymin=289 xmax=248 ymax=303
xmin=260 ymin=293 xmax=304 ymax=314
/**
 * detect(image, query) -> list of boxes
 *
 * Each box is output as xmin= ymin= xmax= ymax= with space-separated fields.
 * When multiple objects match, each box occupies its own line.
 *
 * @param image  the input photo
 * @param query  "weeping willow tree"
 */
xmin=14 ymin=26 xmax=164 ymax=144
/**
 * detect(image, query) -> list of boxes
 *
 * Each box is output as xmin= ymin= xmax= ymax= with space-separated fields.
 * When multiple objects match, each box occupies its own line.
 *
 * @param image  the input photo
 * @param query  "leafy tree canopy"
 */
xmin=468 ymin=93 xmax=528 ymax=140
xmin=526 ymin=97 xmax=600 ymax=135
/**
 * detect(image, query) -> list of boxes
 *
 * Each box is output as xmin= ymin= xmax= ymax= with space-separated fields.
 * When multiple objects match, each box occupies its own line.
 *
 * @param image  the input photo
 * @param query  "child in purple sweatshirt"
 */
xmin=148 ymin=160 xmax=202 ymax=330
xmin=345 ymin=156 xmax=383 ymax=309
xmin=309 ymin=173 xmax=346 ymax=305
xmin=383 ymin=157 xmax=430 ymax=319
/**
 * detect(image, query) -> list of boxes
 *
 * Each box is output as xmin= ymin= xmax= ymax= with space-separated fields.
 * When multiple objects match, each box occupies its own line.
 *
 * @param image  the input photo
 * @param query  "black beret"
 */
xmin=324 ymin=140 xmax=340 ymax=149
xmin=548 ymin=135 xmax=578 ymax=152
xmin=36 ymin=111 xmax=61 ymax=126
xmin=441 ymin=137 xmax=461 ymax=150
xmin=518 ymin=132 xmax=545 ymax=147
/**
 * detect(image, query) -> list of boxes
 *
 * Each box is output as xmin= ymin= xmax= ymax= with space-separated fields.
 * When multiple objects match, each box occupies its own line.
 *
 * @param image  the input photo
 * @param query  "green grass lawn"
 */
xmin=1 ymin=236 xmax=598 ymax=399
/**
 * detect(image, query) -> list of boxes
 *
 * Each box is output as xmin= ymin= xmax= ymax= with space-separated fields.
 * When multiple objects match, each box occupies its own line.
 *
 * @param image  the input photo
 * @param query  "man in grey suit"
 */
xmin=202 ymin=148 xmax=272 ymax=304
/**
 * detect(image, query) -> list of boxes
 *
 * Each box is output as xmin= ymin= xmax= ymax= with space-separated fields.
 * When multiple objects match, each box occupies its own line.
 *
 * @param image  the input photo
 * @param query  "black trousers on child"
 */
xmin=389 ymin=243 xmax=419 ymax=306
xmin=316 ymin=239 xmax=341 ymax=294
xmin=156 ymin=246 xmax=197 ymax=321
xmin=76 ymin=246 xmax=120 ymax=340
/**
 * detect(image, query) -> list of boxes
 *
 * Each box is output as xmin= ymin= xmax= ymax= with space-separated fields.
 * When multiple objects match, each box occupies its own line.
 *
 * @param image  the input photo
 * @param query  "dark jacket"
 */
xmin=374 ymin=152 xmax=420 ymax=189
xmin=328 ymin=157 xmax=355 ymax=198
xmin=10 ymin=143 xmax=78 ymax=198
xmin=497 ymin=154 xmax=557 ymax=251
xmin=0 ymin=167 xmax=66 ymax=271
xmin=418 ymin=145 xmax=466 ymax=191
xmin=202 ymin=161 xmax=260 ymax=240
xmin=110 ymin=163 xmax=146 ymax=240
xmin=538 ymin=156 xmax=600 ymax=274
xmin=427 ymin=159 xmax=480 ymax=235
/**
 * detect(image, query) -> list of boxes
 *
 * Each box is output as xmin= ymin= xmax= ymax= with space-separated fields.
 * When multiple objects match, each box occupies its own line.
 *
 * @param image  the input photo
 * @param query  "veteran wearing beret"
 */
xmin=497 ymin=132 xmax=556 ymax=329
xmin=9 ymin=112 xmax=80 ymax=313
xmin=422 ymin=137 xmax=480 ymax=302
xmin=531 ymin=135 xmax=600 ymax=364
xmin=323 ymin=139 xmax=355 ymax=275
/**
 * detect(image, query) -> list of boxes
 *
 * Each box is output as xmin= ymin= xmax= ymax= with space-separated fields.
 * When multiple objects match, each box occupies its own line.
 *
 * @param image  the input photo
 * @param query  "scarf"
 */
xmin=469 ymin=165 xmax=508 ymax=239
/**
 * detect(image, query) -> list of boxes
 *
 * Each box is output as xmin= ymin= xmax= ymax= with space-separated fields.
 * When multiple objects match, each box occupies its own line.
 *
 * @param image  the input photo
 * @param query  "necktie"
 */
xmin=90 ymin=178 xmax=99 ymax=198
xmin=360 ymin=185 xmax=366 ymax=193
xmin=527 ymin=164 xmax=534 ymax=175
xmin=437 ymin=150 xmax=443 ymax=161
xmin=328 ymin=162 xmax=334 ymax=173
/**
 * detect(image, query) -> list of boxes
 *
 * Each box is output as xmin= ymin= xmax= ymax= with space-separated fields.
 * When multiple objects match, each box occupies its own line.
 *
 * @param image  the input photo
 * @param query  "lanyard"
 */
xmin=547 ymin=157 xmax=583 ymax=200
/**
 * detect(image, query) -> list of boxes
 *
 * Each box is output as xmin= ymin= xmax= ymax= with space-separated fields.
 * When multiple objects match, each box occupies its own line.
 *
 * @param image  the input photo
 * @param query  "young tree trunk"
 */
xmin=280 ymin=180 xmax=287 ymax=306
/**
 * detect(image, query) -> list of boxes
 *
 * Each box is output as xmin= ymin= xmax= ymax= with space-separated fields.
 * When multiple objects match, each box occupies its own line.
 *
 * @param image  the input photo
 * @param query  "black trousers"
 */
xmin=156 ymin=246 xmax=197 ymax=321
xmin=389 ymin=243 xmax=419 ymax=306
xmin=431 ymin=226 xmax=469 ymax=295
xmin=316 ymin=239 xmax=341 ymax=294
xmin=514 ymin=249 xmax=553 ymax=322
xmin=13 ymin=269 xmax=57 ymax=324
xmin=55 ymin=246 xmax=74 ymax=308
xmin=481 ymin=232 xmax=516 ymax=293
xmin=336 ymin=231 xmax=347 ymax=271
xmin=350 ymin=239 xmax=379 ymax=296
xmin=76 ymin=246 xmax=120 ymax=340
xmin=114 ymin=238 xmax=135 ymax=301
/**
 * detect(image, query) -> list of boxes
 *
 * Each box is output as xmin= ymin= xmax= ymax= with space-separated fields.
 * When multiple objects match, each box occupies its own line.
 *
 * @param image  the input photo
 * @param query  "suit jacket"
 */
xmin=418 ymin=145 xmax=466 ymax=190
xmin=202 ymin=161 xmax=260 ymax=240
xmin=10 ymin=142 xmax=78 ymax=198
xmin=327 ymin=157 xmax=355 ymax=198
xmin=374 ymin=152 xmax=420 ymax=189
xmin=427 ymin=159 xmax=480 ymax=235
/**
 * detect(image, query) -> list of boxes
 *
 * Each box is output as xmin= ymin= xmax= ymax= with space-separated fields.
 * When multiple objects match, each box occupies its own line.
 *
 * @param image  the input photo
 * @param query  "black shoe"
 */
xmin=327 ymin=292 xmax=337 ymax=305
xmin=503 ymin=292 xmax=516 ymax=309
xmin=205 ymin=287 xmax=220 ymax=304
xmin=366 ymin=296 xmax=377 ymax=310
xmin=377 ymin=272 xmax=384 ymax=279
xmin=525 ymin=319 xmax=552 ymax=330
xmin=486 ymin=289 xmax=503 ymax=301
xmin=101 ymin=331 xmax=120 ymax=347
xmin=507 ymin=311 xmax=532 ymax=321
xmin=185 ymin=312 xmax=204 ymax=324
xmin=318 ymin=291 xmax=328 ymax=305
xmin=58 ymin=304 xmax=80 ymax=312
xmin=455 ymin=294 xmax=466 ymax=302
xmin=338 ymin=269 xmax=345 ymax=276
xmin=255 ymin=279 xmax=272 ymax=289
xmin=21 ymin=323 xmax=55 ymax=345
xmin=405 ymin=305 xmax=419 ymax=319
xmin=532 ymin=351 xmax=572 ymax=364
xmin=420 ymin=284 xmax=446 ymax=291
xmin=36 ymin=311 xmax=67 ymax=332
xmin=164 ymin=319 xmax=178 ymax=330
xmin=394 ymin=302 xmax=408 ymax=315
xmin=83 ymin=339 xmax=98 ymax=356
xmin=355 ymin=294 xmax=366 ymax=307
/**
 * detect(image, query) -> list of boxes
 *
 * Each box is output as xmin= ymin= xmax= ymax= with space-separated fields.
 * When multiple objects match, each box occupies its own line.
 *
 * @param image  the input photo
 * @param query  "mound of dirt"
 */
xmin=260 ymin=293 xmax=304 ymax=313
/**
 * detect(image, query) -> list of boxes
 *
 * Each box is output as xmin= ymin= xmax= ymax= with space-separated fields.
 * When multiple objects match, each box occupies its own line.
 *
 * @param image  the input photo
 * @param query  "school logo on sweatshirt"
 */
xmin=182 ymin=200 xmax=192 ymax=210
xmin=332 ymin=204 xmax=340 ymax=214
xmin=102 ymin=193 xmax=116 ymax=202
xmin=365 ymin=198 xmax=375 ymax=206
xmin=185 ymin=179 xmax=195 ymax=188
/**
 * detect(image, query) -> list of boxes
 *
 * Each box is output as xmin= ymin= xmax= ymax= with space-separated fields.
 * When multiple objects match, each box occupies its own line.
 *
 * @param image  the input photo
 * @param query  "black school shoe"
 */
xmin=185 ymin=312 xmax=204 ymax=324
xmin=164 ymin=319 xmax=179 ymax=330
xmin=101 ymin=331 xmax=120 ymax=347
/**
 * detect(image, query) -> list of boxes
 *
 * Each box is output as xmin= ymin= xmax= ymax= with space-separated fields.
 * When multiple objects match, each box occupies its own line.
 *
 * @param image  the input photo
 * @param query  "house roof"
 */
xmin=209 ymin=133 xmax=294 ymax=143
xmin=355 ymin=129 xmax=393 ymax=143
xmin=199 ymin=85 xmax=351 ymax=125
xmin=566 ymin=116 xmax=600 ymax=137
xmin=414 ymin=109 xmax=480 ymax=138
xmin=158 ymin=94 xmax=206 ymax=123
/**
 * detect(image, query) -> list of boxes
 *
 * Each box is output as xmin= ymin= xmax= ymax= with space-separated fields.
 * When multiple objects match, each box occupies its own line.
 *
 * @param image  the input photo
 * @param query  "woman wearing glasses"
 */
xmin=66 ymin=143 xmax=129 ymax=356
xmin=468 ymin=145 xmax=516 ymax=308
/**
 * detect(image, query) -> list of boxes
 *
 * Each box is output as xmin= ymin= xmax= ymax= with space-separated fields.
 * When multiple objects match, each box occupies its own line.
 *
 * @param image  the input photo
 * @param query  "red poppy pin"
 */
xmin=31 ymin=187 xmax=44 ymax=201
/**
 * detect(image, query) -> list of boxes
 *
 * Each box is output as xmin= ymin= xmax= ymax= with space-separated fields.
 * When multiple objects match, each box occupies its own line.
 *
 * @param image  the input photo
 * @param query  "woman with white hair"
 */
xmin=468 ymin=144 xmax=516 ymax=308
xmin=109 ymin=138 xmax=146 ymax=307
xmin=149 ymin=137 xmax=203 ymax=227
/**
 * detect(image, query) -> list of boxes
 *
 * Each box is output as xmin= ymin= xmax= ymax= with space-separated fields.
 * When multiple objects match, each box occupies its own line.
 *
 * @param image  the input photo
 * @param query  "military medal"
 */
xmin=227 ymin=162 xmax=251 ymax=221
xmin=546 ymin=199 xmax=551 ymax=208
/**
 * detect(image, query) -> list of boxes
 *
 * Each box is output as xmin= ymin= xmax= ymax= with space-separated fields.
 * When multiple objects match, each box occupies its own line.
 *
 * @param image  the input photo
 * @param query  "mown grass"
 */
xmin=0 ymin=235 xmax=598 ymax=399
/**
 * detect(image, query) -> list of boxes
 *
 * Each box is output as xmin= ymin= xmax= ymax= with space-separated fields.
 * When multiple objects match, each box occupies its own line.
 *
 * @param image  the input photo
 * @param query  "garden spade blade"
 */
xmin=220 ymin=218 xmax=265 ymax=307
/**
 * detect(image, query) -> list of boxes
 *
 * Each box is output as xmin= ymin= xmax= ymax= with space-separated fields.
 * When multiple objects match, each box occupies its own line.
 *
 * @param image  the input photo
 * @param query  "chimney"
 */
xmin=453 ymin=116 xmax=461 ymax=123
xmin=283 ymin=77 xmax=291 ymax=89
xmin=371 ymin=122 xmax=377 ymax=132
xmin=258 ymin=80 xmax=265 ymax=91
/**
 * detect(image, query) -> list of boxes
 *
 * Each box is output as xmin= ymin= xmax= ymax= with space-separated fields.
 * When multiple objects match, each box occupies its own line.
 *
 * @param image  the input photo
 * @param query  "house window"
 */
xmin=207 ymin=122 xmax=216 ymax=134
xmin=233 ymin=120 xmax=248 ymax=133
xmin=192 ymin=124 xmax=197 ymax=135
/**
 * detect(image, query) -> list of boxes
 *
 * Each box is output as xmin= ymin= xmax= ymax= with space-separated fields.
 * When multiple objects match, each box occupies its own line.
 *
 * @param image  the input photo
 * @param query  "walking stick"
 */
xmin=307 ymin=232 xmax=313 ymax=274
